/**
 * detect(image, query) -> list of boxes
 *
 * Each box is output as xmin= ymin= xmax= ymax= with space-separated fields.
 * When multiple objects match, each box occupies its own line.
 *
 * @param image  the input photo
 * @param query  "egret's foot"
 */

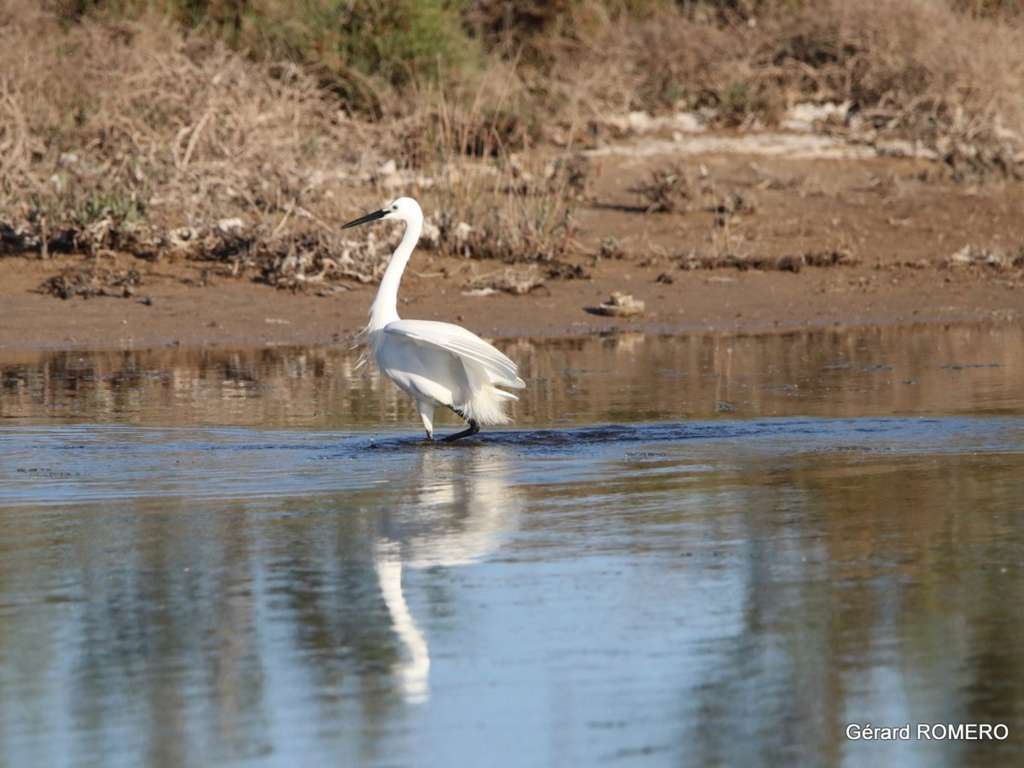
xmin=443 ymin=419 xmax=480 ymax=442
xmin=423 ymin=431 xmax=434 ymax=443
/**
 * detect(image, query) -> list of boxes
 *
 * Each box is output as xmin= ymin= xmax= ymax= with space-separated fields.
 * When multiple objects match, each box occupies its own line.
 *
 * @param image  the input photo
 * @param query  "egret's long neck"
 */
xmin=368 ymin=213 xmax=421 ymax=331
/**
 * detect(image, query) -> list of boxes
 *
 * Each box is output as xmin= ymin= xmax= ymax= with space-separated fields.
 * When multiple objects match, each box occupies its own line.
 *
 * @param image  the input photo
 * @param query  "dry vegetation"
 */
xmin=629 ymin=164 xmax=693 ymax=213
xmin=2 ymin=0 xmax=1024 ymax=296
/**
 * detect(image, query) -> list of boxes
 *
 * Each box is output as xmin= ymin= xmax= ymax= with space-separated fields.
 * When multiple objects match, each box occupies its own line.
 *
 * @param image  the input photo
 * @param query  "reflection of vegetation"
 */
xmin=1 ymin=324 xmax=1023 ymax=426
xmin=682 ymin=452 xmax=1024 ymax=765
xmin=664 ymin=454 xmax=1016 ymax=764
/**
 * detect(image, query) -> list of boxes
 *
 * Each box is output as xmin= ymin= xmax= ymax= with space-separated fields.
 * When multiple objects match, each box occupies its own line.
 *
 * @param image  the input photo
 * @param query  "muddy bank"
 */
xmin=2 ymin=147 xmax=1022 ymax=351
xmin=1 ymin=250 xmax=1019 ymax=352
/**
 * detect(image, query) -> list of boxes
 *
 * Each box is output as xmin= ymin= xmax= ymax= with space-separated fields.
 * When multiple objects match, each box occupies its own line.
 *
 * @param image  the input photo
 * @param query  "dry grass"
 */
xmin=0 ymin=9 xmax=370 ymax=223
xmin=2 ymin=0 xmax=1023 ymax=295
xmin=629 ymin=164 xmax=693 ymax=213
xmin=553 ymin=0 xmax=1024 ymax=157
xmin=400 ymin=87 xmax=585 ymax=274
xmin=427 ymin=173 xmax=582 ymax=276
xmin=0 ymin=1 xmax=581 ymax=288
xmin=0 ymin=1 xmax=395 ymax=285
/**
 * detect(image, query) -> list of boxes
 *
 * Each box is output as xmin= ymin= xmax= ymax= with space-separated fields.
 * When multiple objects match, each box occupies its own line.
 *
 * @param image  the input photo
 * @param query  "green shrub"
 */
xmin=58 ymin=0 xmax=481 ymax=89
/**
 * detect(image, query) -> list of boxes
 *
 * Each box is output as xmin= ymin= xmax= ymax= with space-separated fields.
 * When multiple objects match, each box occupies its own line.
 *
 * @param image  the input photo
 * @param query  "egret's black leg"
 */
xmin=444 ymin=419 xmax=480 ymax=442
xmin=444 ymin=407 xmax=480 ymax=442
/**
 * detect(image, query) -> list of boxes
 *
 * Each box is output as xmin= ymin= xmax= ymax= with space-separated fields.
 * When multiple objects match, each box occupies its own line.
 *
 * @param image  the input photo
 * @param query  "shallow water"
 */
xmin=1 ymin=324 xmax=1023 ymax=767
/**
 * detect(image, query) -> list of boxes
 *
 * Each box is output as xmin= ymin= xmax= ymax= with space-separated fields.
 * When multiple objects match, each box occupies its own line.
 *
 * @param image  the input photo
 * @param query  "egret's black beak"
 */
xmin=342 ymin=208 xmax=387 ymax=229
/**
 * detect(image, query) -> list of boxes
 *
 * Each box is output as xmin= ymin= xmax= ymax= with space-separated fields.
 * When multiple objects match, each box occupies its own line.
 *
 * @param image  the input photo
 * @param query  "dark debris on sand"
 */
xmin=40 ymin=264 xmax=142 ymax=300
xmin=678 ymin=249 xmax=857 ymax=273
xmin=1 ymin=222 xmax=78 ymax=257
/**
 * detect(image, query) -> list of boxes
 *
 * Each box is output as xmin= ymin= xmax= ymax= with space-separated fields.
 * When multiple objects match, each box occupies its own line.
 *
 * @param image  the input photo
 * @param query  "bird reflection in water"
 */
xmin=373 ymin=446 xmax=521 ymax=704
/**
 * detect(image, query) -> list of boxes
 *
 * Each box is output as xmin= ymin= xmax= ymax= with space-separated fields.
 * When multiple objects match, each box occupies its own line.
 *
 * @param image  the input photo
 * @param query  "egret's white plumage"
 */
xmin=344 ymin=196 xmax=525 ymax=440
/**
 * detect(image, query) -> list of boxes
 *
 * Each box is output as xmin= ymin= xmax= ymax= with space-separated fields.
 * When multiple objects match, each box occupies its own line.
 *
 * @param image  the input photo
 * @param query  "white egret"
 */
xmin=343 ymin=196 xmax=525 ymax=441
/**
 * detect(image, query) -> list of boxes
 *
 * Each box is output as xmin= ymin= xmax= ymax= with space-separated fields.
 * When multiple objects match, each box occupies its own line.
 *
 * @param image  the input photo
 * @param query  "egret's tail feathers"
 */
xmin=487 ymin=371 xmax=526 ymax=389
xmin=460 ymin=385 xmax=516 ymax=426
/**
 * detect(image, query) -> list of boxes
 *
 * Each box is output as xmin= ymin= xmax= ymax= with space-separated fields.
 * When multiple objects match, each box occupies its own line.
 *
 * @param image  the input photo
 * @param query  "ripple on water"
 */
xmin=0 ymin=416 xmax=1021 ymax=508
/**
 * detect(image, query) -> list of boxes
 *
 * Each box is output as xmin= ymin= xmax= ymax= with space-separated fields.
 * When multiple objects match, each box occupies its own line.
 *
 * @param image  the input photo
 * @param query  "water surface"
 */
xmin=1 ymin=323 xmax=1022 ymax=767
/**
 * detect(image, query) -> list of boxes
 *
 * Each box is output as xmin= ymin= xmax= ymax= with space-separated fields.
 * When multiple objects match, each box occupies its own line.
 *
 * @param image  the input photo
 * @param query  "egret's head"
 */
xmin=343 ymin=196 xmax=422 ymax=229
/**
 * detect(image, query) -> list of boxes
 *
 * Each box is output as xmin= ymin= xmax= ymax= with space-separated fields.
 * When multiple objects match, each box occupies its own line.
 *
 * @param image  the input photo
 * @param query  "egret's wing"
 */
xmin=384 ymin=320 xmax=525 ymax=389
